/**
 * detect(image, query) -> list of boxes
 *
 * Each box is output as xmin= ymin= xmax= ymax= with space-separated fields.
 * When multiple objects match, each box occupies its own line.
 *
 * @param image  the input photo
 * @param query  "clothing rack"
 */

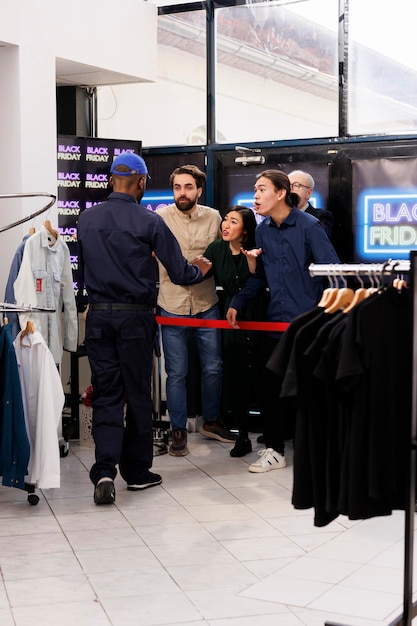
xmin=0 ymin=192 xmax=57 ymax=322
xmin=0 ymin=192 xmax=57 ymax=319
xmin=0 ymin=194 xmax=61 ymax=504
xmin=0 ymin=192 xmax=56 ymax=233
xmin=1 ymin=307 xmax=57 ymax=505
xmin=308 ymin=255 xmax=416 ymax=626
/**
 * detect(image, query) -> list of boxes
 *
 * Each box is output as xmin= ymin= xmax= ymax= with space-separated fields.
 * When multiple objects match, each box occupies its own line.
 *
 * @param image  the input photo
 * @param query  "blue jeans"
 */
xmin=160 ymin=305 xmax=222 ymax=431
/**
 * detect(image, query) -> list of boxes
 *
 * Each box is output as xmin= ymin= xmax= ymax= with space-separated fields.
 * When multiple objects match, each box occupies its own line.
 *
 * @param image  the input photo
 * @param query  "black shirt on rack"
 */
xmin=336 ymin=287 xmax=411 ymax=520
xmin=279 ymin=309 xmax=343 ymax=526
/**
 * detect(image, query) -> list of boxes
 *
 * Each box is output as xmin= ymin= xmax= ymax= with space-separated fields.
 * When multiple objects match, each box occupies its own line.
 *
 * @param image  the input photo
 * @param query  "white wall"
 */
xmin=0 ymin=0 xmax=157 ymax=295
xmin=0 ymin=46 xmax=24 ymax=278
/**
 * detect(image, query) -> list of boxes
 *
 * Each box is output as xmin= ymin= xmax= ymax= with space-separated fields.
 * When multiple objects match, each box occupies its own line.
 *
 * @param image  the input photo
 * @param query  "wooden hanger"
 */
xmin=365 ymin=272 xmax=380 ymax=297
xmin=318 ymin=287 xmax=339 ymax=309
xmin=366 ymin=286 xmax=378 ymax=297
xmin=342 ymin=273 xmax=367 ymax=314
xmin=318 ymin=287 xmax=337 ymax=308
xmin=343 ymin=287 xmax=367 ymax=314
xmin=20 ymin=320 xmax=35 ymax=337
xmin=393 ymin=275 xmax=407 ymax=291
xmin=324 ymin=287 xmax=355 ymax=314
xmin=317 ymin=275 xmax=338 ymax=308
xmin=43 ymin=219 xmax=58 ymax=240
xmin=28 ymin=226 xmax=36 ymax=235
xmin=20 ymin=320 xmax=36 ymax=345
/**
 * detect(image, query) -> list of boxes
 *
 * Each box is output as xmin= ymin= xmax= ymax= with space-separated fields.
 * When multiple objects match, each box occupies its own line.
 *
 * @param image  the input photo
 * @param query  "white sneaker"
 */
xmin=248 ymin=448 xmax=286 ymax=473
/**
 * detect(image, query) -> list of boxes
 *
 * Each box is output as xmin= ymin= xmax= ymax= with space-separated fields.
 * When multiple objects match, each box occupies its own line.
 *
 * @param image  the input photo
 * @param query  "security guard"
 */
xmin=77 ymin=153 xmax=211 ymax=504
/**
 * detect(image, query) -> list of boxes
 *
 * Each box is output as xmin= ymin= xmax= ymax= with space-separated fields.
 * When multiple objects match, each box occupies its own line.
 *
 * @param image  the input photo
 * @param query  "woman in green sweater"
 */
xmin=204 ymin=206 xmax=268 ymax=457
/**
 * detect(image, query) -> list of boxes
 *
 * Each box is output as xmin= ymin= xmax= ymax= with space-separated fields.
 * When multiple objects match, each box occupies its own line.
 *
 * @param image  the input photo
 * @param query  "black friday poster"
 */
xmin=57 ymin=136 xmax=141 ymax=299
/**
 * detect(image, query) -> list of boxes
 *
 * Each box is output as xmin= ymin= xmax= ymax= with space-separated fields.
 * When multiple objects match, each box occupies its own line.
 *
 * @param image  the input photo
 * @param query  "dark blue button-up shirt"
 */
xmin=230 ymin=208 xmax=340 ymax=332
xmin=77 ymin=192 xmax=202 ymax=305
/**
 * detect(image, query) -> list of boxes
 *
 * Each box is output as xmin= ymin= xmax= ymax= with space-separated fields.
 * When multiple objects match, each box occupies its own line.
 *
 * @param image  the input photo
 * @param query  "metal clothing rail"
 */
xmin=309 ymin=256 xmax=416 ymax=626
xmin=0 ymin=302 xmax=56 ymax=314
xmin=308 ymin=259 xmax=411 ymax=277
xmin=0 ymin=192 xmax=56 ymax=233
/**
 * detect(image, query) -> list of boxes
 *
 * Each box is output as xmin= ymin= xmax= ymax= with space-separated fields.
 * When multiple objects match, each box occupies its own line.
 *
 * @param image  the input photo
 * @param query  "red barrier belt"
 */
xmin=155 ymin=316 xmax=289 ymax=332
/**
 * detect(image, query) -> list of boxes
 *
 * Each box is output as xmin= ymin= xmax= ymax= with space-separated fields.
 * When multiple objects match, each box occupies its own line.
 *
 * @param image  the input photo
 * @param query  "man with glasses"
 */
xmin=288 ymin=170 xmax=334 ymax=237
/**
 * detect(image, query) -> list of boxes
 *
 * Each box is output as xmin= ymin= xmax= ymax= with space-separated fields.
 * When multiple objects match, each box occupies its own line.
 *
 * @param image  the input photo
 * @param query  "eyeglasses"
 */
xmin=290 ymin=182 xmax=311 ymax=191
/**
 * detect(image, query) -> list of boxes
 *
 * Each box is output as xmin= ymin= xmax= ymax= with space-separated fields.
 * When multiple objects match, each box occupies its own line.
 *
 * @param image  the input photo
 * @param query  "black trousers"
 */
xmin=261 ymin=335 xmax=287 ymax=455
xmin=85 ymin=308 xmax=155 ymax=485
xmin=221 ymin=330 xmax=263 ymax=437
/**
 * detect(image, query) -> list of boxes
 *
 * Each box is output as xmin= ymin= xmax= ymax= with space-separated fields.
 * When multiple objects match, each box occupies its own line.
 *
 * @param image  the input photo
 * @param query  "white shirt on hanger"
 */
xmin=14 ymin=328 xmax=65 ymax=489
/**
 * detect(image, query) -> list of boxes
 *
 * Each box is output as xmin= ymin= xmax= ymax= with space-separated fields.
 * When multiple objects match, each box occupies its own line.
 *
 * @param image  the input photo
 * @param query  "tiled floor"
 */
xmin=0 ymin=434 xmax=415 ymax=626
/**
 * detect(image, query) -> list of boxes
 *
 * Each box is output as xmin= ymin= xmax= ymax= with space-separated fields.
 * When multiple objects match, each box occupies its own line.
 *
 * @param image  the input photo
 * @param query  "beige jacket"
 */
xmin=156 ymin=203 xmax=222 ymax=315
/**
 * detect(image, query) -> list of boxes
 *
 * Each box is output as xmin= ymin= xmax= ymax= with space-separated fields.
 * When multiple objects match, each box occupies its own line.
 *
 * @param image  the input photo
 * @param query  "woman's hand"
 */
xmin=241 ymin=247 xmax=262 ymax=274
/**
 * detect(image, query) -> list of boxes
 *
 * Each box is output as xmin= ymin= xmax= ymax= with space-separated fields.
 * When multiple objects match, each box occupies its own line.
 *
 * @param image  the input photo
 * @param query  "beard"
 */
xmin=175 ymin=196 xmax=196 ymax=212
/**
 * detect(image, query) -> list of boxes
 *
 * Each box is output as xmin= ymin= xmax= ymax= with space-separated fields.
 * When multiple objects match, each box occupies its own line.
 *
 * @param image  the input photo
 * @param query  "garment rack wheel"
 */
xmin=60 ymin=439 xmax=70 ymax=458
xmin=24 ymin=482 xmax=40 ymax=506
xmin=153 ymin=419 xmax=171 ymax=456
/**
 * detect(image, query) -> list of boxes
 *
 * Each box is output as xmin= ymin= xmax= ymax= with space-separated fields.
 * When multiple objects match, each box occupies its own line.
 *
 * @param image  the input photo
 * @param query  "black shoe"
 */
xmin=230 ymin=438 xmax=252 ymax=457
xmin=127 ymin=471 xmax=162 ymax=491
xmin=256 ymin=434 xmax=265 ymax=444
xmin=199 ymin=421 xmax=238 ymax=443
xmin=94 ymin=478 xmax=115 ymax=505
xmin=169 ymin=430 xmax=188 ymax=456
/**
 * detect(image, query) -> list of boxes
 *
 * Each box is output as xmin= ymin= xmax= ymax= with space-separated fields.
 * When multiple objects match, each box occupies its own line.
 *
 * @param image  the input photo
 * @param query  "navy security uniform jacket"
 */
xmin=77 ymin=192 xmax=202 ymax=305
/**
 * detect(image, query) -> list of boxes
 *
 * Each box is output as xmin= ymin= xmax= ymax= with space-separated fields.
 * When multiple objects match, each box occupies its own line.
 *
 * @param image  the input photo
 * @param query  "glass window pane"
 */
xmin=348 ymin=0 xmax=417 ymax=135
xmin=215 ymin=0 xmax=339 ymax=143
xmin=98 ymin=10 xmax=206 ymax=147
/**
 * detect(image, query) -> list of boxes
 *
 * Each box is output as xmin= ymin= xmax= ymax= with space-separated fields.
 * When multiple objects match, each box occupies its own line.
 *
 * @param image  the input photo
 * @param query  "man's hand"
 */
xmin=226 ymin=307 xmax=239 ymax=329
xmin=191 ymin=255 xmax=212 ymax=277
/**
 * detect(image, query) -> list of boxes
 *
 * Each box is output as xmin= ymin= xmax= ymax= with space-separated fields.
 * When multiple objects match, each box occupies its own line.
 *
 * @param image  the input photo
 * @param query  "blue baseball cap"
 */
xmin=110 ymin=153 xmax=149 ymax=177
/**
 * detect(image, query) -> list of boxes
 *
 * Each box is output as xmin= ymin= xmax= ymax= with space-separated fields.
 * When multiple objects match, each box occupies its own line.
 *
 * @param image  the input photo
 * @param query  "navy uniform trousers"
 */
xmin=85 ymin=307 xmax=155 ymax=486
